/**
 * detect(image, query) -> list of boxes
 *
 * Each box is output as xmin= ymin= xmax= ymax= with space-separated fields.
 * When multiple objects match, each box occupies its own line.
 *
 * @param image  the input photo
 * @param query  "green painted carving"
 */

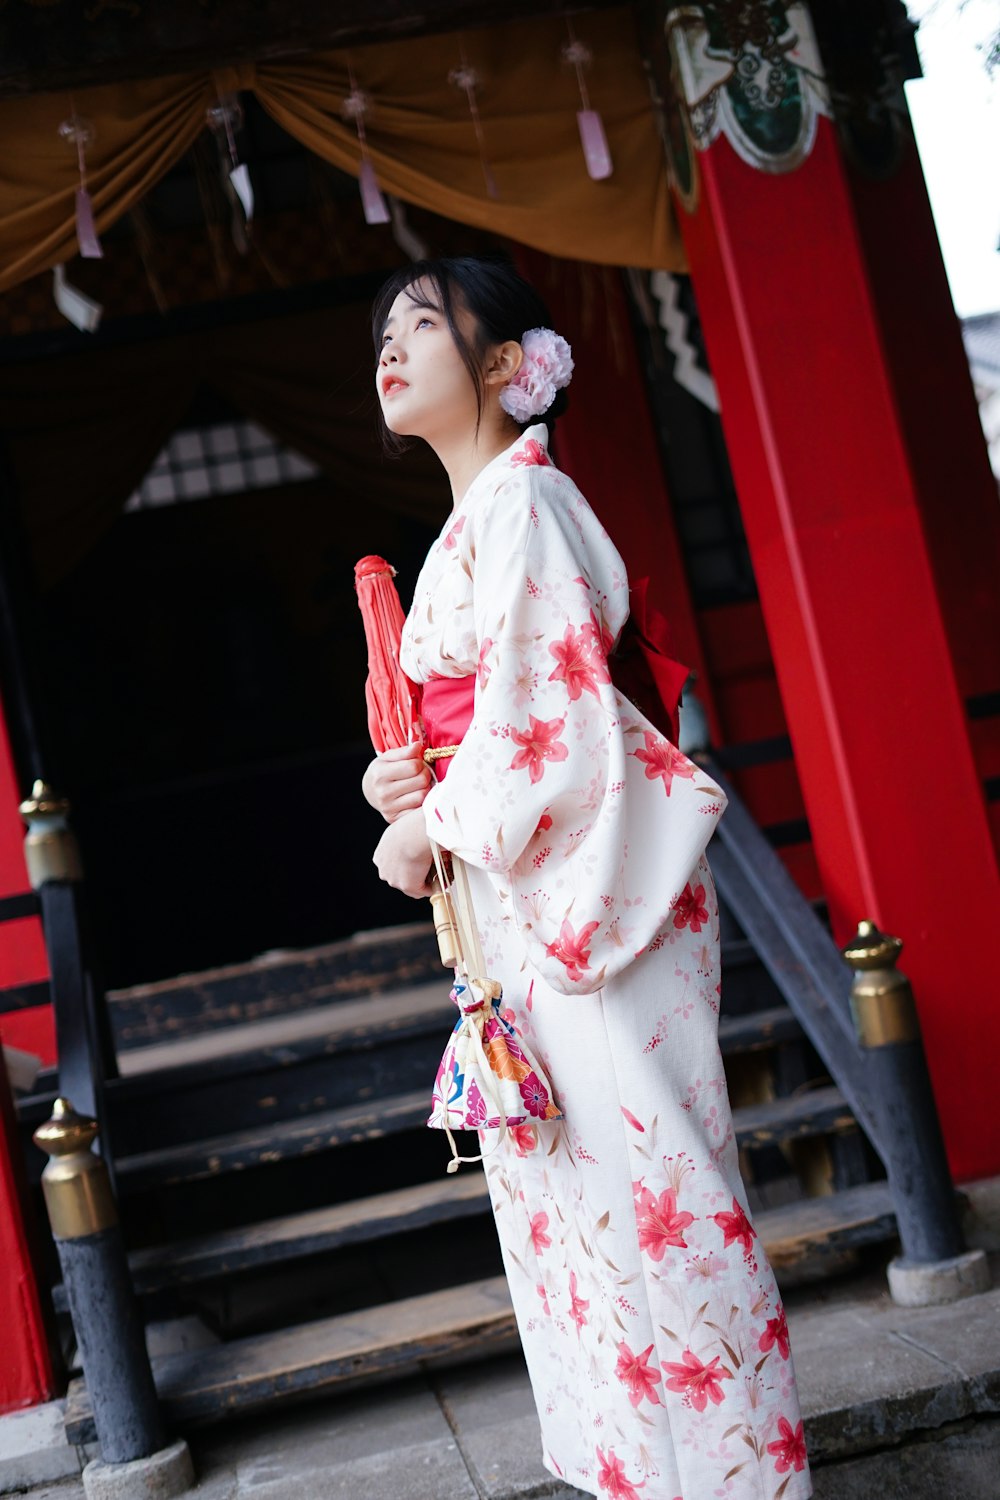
xmin=661 ymin=1 xmax=830 ymax=175
xmin=699 ymin=1 xmax=805 ymax=159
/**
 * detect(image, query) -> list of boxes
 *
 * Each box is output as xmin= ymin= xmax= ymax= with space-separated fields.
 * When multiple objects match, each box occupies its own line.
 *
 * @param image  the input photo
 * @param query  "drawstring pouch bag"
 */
xmin=425 ymin=844 xmax=562 ymax=1171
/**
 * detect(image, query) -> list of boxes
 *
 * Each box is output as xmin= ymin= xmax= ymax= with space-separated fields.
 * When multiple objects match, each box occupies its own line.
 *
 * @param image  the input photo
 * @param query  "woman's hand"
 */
xmin=373 ymin=809 xmax=435 ymax=899
xmin=362 ymin=744 xmax=431 ymax=823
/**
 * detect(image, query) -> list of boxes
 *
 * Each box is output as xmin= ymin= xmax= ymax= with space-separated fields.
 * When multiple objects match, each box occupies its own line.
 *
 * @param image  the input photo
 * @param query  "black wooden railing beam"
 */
xmin=702 ymin=757 xmax=859 ymax=1045
xmin=0 ymin=0 xmax=623 ymax=99
xmin=705 ymin=840 xmax=881 ymax=1145
xmin=703 ymin=753 xmax=977 ymax=1282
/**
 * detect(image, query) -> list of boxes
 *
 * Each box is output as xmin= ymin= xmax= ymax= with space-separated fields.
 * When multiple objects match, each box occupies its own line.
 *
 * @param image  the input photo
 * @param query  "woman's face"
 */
xmin=376 ymin=279 xmax=483 ymax=443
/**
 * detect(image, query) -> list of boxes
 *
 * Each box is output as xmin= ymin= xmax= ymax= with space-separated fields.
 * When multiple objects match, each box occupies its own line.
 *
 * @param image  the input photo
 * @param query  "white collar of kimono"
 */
xmin=457 ymin=423 xmax=549 ymax=510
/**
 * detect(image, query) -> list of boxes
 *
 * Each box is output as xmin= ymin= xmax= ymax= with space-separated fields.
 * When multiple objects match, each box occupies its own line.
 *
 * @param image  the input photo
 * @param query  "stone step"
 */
xmin=114 ymin=1089 xmax=434 ymax=1193
xmin=50 ymin=1171 xmax=493 ymax=1311
xmin=101 ymin=917 xmax=788 ymax=1054
xmin=62 ymin=1180 xmax=900 ymax=1445
xmin=17 ymin=991 xmax=815 ymax=1159
xmin=127 ymin=1171 xmax=492 ymax=1294
xmin=112 ymin=1080 xmax=856 ymax=1196
xmin=64 ymin=1275 xmax=519 ymax=1444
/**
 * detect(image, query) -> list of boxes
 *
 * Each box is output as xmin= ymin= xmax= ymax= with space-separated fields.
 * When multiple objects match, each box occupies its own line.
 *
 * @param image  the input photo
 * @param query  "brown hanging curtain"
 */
xmin=0 ymin=6 xmax=685 ymax=293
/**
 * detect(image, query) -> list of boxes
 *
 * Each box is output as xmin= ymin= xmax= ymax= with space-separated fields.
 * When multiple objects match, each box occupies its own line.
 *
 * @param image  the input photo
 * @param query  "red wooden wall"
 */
xmin=0 ymin=697 xmax=53 ymax=1062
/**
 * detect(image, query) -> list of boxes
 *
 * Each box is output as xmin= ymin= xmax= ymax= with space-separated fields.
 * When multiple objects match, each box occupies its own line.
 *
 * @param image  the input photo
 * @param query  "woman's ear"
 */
xmin=485 ymin=339 xmax=524 ymax=388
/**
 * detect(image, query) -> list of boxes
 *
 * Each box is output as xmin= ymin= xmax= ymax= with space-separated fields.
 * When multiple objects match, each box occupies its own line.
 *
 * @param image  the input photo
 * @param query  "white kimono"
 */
xmin=401 ymin=425 xmax=812 ymax=1500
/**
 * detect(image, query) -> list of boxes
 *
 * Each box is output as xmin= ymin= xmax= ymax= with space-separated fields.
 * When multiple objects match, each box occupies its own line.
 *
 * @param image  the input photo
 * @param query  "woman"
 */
xmin=363 ymin=256 xmax=812 ymax=1500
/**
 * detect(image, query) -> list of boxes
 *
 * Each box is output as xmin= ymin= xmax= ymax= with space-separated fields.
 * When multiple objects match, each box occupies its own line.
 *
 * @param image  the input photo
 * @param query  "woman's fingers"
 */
xmin=390 ymin=787 xmax=429 ymax=812
xmin=362 ymin=753 xmax=430 ymax=818
xmin=380 ymin=759 xmax=427 ymax=784
xmin=378 ymin=745 xmax=429 ymax=775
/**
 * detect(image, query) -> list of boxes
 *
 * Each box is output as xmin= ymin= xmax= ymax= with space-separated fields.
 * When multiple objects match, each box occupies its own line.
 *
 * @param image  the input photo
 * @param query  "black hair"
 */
xmin=371 ymin=254 xmax=568 ymax=454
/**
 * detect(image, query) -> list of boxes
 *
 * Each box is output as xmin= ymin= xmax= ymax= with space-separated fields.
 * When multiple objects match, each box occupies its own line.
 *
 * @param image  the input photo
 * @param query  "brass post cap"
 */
xmin=33 ymin=1097 xmax=98 ymax=1157
xmin=842 ymin=919 xmax=904 ymax=971
xmin=19 ymin=780 xmax=70 ymax=820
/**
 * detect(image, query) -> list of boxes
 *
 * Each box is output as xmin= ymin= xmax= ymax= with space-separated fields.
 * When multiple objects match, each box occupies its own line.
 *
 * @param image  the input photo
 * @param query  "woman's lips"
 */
xmin=381 ymin=375 xmax=409 ymax=396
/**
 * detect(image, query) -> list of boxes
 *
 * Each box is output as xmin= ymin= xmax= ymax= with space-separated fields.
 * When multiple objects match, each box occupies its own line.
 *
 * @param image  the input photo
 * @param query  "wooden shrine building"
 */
xmin=0 ymin=0 xmax=997 ymax=1432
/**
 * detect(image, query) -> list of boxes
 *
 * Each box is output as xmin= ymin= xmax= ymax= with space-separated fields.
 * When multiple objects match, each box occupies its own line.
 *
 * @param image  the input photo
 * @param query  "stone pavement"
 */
xmin=4 ymin=1181 xmax=1000 ymax=1500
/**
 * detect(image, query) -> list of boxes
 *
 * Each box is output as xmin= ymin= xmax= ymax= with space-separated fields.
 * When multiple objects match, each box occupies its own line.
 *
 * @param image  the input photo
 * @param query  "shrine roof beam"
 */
xmin=0 ymin=0 xmax=623 ymax=100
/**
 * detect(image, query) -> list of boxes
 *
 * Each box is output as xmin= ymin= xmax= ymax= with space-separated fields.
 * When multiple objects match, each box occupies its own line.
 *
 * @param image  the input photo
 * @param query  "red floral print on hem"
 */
xmin=595 ymin=1445 xmax=645 ymax=1498
xmin=662 ymin=1348 xmax=734 ymax=1411
xmin=767 ymin=1416 xmax=809 ymax=1473
xmin=634 ymin=1184 xmax=696 ymax=1259
xmin=614 ymin=1340 xmax=663 ymax=1408
xmin=759 ymin=1303 xmax=791 ymax=1360
xmin=712 ymin=1197 xmax=757 ymax=1256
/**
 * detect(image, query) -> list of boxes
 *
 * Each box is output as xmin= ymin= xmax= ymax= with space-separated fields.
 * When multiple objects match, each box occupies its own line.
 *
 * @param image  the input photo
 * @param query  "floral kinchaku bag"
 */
xmin=425 ymin=847 xmax=562 ymax=1171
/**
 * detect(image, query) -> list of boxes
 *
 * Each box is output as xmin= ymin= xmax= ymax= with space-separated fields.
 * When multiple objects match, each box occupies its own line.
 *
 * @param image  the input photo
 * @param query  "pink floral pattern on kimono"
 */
xmin=400 ymin=426 xmax=812 ymax=1500
xmin=403 ymin=425 xmax=727 ymax=998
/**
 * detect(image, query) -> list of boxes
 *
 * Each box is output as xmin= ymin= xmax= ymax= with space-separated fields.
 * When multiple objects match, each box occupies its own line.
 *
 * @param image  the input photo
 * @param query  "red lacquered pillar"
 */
xmin=643 ymin=4 xmax=1000 ymax=1180
xmin=511 ymin=247 xmax=723 ymax=741
xmin=0 ymin=695 xmax=55 ymax=1411
xmin=0 ymin=1067 xmax=55 ymax=1412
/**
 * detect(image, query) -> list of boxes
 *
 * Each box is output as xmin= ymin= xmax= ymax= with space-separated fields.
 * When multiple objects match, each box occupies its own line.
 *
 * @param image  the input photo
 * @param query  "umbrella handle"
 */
xmin=428 ymin=840 xmax=488 ymax=983
xmin=429 ymin=874 xmax=460 ymax=969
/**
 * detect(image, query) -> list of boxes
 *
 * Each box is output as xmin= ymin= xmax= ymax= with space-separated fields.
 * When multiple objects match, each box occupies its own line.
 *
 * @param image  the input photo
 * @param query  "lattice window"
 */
xmin=124 ymin=421 xmax=320 ymax=511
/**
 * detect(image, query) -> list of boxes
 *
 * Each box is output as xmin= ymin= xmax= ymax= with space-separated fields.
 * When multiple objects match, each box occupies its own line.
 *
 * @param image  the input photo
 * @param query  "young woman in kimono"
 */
xmin=363 ymin=256 xmax=812 ymax=1500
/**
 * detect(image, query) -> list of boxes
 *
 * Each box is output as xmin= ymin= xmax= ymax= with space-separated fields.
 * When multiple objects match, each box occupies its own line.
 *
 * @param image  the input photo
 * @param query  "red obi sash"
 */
xmin=421 ymin=675 xmax=475 ymax=780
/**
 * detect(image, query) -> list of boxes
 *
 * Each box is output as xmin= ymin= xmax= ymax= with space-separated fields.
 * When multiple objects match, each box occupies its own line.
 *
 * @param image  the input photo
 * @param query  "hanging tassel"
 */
xmin=562 ymin=28 xmax=613 ymax=181
xmin=343 ymin=71 xmax=390 ymax=225
xmin=206 ymin=94 xmax=253 ymax=253
xmin=448 ymin=55 xmax=498 ymax=200
xmin=58 ymin=115 xmax=103 ymax=258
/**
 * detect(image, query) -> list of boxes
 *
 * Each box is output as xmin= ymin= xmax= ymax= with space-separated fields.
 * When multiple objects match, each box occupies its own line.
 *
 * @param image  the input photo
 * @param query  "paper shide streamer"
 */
xmin=206 ymin=93 xmax=254 ymax=252
xmin=52 ymin=110 xmax=105 ymax=330
xmin=58 ymin=113 xmax=103 ymax=259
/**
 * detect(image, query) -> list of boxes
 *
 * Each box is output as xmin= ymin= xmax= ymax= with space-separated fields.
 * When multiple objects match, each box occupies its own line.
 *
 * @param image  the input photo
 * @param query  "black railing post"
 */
xmin=843 ymin=921 xmax=990 ymax=1305
xmin=34 ymin=1097 xmax=194 ymax=1497
xmin=19 ymin=780 xmax=117 ymax=1169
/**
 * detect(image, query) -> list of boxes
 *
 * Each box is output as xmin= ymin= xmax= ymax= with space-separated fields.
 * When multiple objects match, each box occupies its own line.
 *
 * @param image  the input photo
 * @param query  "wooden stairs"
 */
xmin=17 ymin=888 xmax=900 ymax=1443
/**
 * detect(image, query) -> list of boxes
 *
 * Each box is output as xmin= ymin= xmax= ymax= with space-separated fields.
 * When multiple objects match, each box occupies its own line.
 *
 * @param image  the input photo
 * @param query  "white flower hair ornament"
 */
xmin=499 ymin=328 xmax=574 ymax=422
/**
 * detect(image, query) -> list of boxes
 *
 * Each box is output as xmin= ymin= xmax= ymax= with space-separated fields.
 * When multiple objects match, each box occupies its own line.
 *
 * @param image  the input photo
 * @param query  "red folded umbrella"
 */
xmin=354 ymin=555 xmax=425 ymax=753
xmin=354 ymin=555 xmax=562 ymax=1175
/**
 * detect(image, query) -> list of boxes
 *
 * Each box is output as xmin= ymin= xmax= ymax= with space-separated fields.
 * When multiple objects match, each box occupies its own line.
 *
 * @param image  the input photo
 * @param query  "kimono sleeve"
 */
xmin=421 ymin=464 xmax=619 ymax=876
xmin=422 ymin=463 xmax=725 ymax=997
